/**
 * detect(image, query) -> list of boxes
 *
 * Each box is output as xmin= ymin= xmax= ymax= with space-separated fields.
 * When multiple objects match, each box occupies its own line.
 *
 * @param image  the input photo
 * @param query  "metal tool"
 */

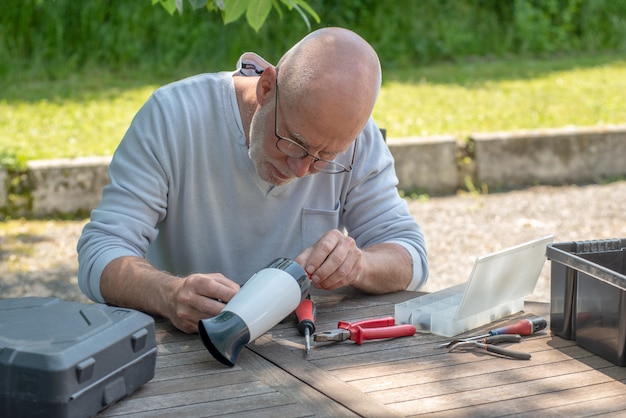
xmin=295 ymin=297 xmax=316 ymax=354
xmin=448 ymin=334 xmax=531 ymax=360
xmin=313 ymin=316 xmax=416 ymax=345
xmin=436 ymin=317 xmax=547 ymax=349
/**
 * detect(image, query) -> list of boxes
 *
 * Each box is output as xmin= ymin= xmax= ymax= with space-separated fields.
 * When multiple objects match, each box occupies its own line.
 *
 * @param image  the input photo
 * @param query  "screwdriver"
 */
xmin=475 ymin=317 xmax=547 ymax=339
xmin=295 ymin=297 xmax=316 ymax=354
xmin=437 ymin=317 xmax=547 ymax=348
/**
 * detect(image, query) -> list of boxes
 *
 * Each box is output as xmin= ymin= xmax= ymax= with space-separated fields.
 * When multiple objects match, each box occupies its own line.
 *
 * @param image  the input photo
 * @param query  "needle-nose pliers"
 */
xmin=448 ymin=334 xmax=531 ymax=360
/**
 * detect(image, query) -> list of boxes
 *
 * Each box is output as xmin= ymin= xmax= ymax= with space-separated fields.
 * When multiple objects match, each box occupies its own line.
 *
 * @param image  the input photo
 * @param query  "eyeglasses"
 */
xmin=273 ymin=73 xmax=356 ymax=174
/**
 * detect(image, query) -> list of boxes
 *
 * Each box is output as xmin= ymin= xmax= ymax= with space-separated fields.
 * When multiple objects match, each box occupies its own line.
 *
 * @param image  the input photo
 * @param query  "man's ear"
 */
xmin=256 ymin=66 xmax=277 ymax=106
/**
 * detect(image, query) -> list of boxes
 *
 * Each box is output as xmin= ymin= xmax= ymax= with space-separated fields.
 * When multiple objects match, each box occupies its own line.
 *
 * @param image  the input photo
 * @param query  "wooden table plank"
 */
xmin=103 ymin=393 xmax=311 ymax=418
xmin=348 ymin=340 xmax=602 ymax=395
xmin=97 ymin=290 xmax=626 ymax=417
xmin=239 ymin=341 xmax=359 ymax=417
xmin=410 ymin=380 xmax=626 ymax=418
xmin=523 ymin=389 xmax=626 ymax=418
xmin=248 ymin=334 xmax=403 ymax=418
xmin=100 ymin=381 xmax=277 ymax=417
xmin=101 ymin=326 xmax=353 ymax=417
xmin=274 ymin=294 xmax=626 ymax=417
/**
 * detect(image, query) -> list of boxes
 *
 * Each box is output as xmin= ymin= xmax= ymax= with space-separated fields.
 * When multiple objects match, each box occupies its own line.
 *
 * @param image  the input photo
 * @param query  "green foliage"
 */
xmin=511 ymin=0 xmax=582 ymax=52
xmin=313 ymin=0 xmax=626 ymax=66
xmin=2 ymin=0 xmax=626 ymax=80
xmin=0 ymin=0 xmax=326 ymax=79
xmin=152 ymin=0 xmax=320 ymax=32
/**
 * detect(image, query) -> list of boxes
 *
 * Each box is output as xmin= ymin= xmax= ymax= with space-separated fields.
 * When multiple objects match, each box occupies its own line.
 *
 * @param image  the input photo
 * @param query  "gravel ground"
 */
xmin=1 ymin=180 xmax=625 ymax=305
xmin=413 ymin=180 xmax=626 ymax=302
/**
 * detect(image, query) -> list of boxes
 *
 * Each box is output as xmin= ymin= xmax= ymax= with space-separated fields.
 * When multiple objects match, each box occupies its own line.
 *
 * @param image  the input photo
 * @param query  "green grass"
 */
xmin=375 ymin=54 xmax=626 ymax=138
xmin=1 ymin=53 xmax=625 ymax=169
xmin=0 ymin=70 xmax=172 ymax=168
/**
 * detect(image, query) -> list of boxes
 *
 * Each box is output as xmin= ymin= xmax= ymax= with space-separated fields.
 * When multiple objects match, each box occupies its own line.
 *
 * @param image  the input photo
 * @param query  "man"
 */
xmin=77 ymin=27 xmax=428 ymax=334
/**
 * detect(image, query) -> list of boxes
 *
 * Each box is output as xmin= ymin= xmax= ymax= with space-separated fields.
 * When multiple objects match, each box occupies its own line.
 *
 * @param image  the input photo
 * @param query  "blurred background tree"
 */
xmin=2 ymin=0 xmax=625 ymax=79
xmin=152 ymin=0 xmax=319 ymax=32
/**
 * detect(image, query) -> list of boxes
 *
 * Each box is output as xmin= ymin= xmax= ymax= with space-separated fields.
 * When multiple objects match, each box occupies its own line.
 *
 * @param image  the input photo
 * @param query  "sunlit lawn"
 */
xmin=0 ymin=73 xmax=161 ymax=167
xmin=375 ymin=56 xmax=626 ymax=138
xmin=1 ymin=53 xmax=625 ymax=169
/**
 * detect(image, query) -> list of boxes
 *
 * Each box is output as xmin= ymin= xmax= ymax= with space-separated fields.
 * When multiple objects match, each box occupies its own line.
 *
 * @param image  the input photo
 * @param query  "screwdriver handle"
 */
xmin=488 ymin=317 xmax=547 ymax=336
xmin=476 ymin=342 xmax=531 ymax=360
xmin=296 ymin=298 xmax=316 ymax=336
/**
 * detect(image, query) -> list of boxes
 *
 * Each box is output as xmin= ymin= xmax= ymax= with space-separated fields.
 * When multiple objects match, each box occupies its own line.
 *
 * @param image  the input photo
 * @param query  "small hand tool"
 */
xmin=448 ymin=334 xmax=531 ymax=360
xmin=313 ymin=316 xmax=416 ymax=345
xmin=436 ymin=317 xmax=547 ymax=349
xmin=295 ymin=297 xmax=316 ymax=354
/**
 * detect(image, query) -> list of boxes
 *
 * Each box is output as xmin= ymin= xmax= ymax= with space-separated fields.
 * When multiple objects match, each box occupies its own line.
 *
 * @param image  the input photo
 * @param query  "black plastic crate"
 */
xmin=547 ymin=239 xmax=626 ymax=366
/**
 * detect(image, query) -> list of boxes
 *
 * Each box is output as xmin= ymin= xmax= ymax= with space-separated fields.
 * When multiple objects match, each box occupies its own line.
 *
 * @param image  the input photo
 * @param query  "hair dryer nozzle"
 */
xmin=199 ymin=311 xmax=250 ymax=367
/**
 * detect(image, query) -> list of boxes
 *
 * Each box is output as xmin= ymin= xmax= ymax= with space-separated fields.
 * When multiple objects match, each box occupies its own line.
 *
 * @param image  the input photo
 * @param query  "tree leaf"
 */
xmin=223 ymin=0 xmax=249 ymax=24
xmin=153 ymin=0 xmax=178 ymax=15
xmin=271 ymin=0 xmax=284 ymax=19
xmin=188 ymin=0 xmax=208 ymax=10
xmin=175 ymin=0 xmax=184 ymax=13
xmin=280 ymin=0 xmax=320 ymax=26
xmin=289 ymin=0 xmax=320 ymax=23
xmin=246 ymin=0 xmax=272 ymax=32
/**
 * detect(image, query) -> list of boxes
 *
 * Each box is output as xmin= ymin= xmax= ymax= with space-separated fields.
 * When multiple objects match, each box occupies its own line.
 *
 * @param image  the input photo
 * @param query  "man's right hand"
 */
xmin=100 ymin=256 xmax=240 ymax=334
xmin=167 ymin=273 xmax=240 ymax=333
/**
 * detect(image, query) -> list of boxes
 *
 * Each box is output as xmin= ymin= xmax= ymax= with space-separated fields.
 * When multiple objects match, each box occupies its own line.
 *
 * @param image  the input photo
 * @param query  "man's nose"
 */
xmin=288 ymin=156 xmax=316 ymax=177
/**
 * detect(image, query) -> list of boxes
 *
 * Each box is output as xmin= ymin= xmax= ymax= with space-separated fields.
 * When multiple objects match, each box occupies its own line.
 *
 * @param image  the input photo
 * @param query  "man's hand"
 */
xmin=167 ymin=273 xmax=240 ymax=333
xmin=296 ymin=229 xmax=364 ymax=290
xmin=295 ymin=230 xmax=413 ymax=294
xmin=101 ymin=256 xmax=240 ymax=335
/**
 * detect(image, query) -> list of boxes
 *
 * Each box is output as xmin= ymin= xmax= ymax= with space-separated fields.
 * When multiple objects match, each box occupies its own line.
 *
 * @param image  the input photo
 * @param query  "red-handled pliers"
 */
xmin=313 ymin=316 xmax=416 ymax=345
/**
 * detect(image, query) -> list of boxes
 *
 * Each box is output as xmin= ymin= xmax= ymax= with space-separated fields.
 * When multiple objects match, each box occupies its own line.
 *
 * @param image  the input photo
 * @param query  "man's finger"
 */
xmin=302 ymin=230 xmax=342 ymax=276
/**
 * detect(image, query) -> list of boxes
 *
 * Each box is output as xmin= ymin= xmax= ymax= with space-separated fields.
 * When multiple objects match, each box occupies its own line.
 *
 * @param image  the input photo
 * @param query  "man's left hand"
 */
xmin=296 ymin=229 xmax=363 ymax=290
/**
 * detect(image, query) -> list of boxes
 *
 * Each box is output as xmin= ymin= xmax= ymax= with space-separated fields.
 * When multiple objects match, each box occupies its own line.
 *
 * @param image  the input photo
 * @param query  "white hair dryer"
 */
xmin=199 ymin=258 xmax=310 ymax=367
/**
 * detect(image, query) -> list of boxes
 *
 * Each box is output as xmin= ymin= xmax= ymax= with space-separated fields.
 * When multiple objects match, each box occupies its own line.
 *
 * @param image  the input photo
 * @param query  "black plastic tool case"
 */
xmin=0 ymin=297 xmax=157 ymax=417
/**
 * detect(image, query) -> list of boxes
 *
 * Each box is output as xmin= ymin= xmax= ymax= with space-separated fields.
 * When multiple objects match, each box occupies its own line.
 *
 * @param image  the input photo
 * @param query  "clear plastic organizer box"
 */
xmin=395 ymin=236 xmax=554 ymax=337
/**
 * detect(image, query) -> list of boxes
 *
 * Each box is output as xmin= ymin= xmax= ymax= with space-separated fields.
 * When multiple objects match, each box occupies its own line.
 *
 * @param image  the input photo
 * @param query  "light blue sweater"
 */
xmin=77 ymin=62 xmax=428 ymax=303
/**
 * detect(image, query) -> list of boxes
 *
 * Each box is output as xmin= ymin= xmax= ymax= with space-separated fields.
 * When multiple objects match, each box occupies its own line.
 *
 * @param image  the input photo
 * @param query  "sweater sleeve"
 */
xmin=342 ymin=119 xmax=429 ymax=291
xmin=77 ymin=92 xmax=170 ymax=302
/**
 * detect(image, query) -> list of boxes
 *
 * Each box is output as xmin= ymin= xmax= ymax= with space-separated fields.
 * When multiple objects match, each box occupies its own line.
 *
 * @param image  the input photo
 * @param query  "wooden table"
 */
xmin=100 ymin=289 xmax=626 ymax=417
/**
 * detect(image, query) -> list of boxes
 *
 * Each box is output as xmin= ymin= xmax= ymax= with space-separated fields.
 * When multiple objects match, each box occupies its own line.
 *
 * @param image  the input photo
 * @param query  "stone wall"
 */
xmin=26 ymin=156 xmax=111 ymax=217
xmin=472 ymin=125 xmax=626 ymax=189
xmin=389 ymin=124 xmax=626 ymax=194
xmin=2 ymin=125 xmax=625 ymax=217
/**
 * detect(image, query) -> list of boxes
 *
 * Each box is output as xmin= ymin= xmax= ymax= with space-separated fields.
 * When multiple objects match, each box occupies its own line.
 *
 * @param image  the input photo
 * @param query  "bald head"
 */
xmin=276 ymin=28 xmax=382 ymax=141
